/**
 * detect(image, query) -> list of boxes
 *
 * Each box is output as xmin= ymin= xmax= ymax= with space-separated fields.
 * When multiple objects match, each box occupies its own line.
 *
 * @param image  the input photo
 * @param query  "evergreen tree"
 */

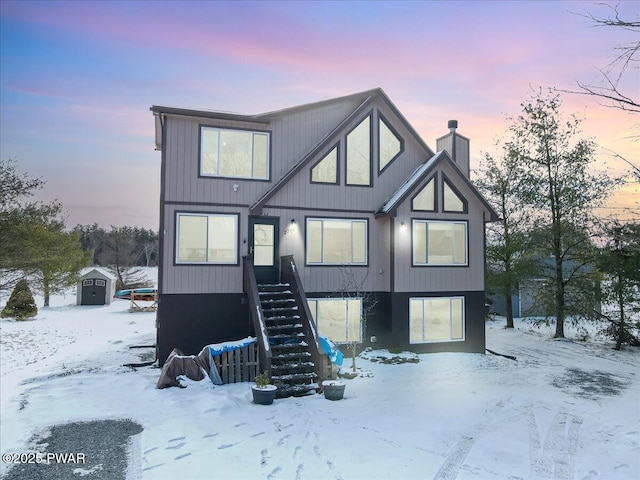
xmin=1 ymin=279 xmax=38 ymax=320
xmin=597 ymin=222 xmax=640 ymax=349
xmin=506 ymin=89 xmax=619 ymax=338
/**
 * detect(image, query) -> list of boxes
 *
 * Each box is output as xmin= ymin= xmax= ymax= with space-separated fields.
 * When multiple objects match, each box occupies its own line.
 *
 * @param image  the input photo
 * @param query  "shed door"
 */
xmin=81 ymin=278 xmax=107 ymax=305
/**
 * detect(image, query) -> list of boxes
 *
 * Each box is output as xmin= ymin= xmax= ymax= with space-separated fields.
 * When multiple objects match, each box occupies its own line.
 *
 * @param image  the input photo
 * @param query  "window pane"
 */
xmin=352 ymin=221 xmax=366 ymax=264
xmin=252 ymin=133 xmax=269 ymax=179
xmin=412 ymin=178 xmax=435 ymax=211
xmin=307 ymin=220 xmax=322 ymax=263
xmin=209 ymin=215 xmax=237 ymax=263
xmin=253 ymin=224 xmax=274 ymax=266
xmin=311 ymin=147 xmax=337 ymax=183
xmin=451 ymin=298 xmax=464 ymax=339
xmin=201 ymin=128 xmax=219 ymax=175
xmin=178 ymin=215 xmax=207 ymax=262
xmin=409 ymin=299 xmax=424 ymax=343
xmin=444 ymin=182 xmax=464 ymax=212
xmin=346 ymin=117 xmax=371 ymax=185
xmin=323 ymin=220 xmax=352 ymax=263
xmin=346 ymin=299 xmax=362 ymax=342
xmin=307 ymin=300 xmax=317 ymax=321
xmin=453 ymin=223 xmax=467 ymax=264
xmin=218 ymin=130 xmax=252 ymax=177
xmin=425 ymin=298 xmax=450 ymax=341
xmin=379 ymin=118 xmax=401 ymax=171
xmin=318 ymin=300 xmax=348 ymax=342
xmin=428 ymin=222 xmax=454 ymax=264
xmin=413 ymin=221 xmax=427 ymax=264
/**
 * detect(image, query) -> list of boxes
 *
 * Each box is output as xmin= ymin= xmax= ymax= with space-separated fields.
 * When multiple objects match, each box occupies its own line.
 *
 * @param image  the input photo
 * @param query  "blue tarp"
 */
xmin=319 ymin=335 xmax=344 ymax=366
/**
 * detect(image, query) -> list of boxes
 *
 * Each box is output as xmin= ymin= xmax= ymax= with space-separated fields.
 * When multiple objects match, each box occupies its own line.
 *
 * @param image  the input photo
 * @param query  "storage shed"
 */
xmin=76 ymin=267 xmax=117 ymax=306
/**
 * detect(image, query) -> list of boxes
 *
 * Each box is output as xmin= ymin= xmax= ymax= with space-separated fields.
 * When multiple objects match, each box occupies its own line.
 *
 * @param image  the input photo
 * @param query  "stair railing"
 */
xmin=242 ymin=256 xmax=272 ymax=378
xmin=279 ymin=255 xmax=324 ymax=384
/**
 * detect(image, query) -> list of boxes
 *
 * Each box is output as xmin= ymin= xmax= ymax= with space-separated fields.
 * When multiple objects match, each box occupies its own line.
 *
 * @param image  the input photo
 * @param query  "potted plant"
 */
xmin=251 ymin=371 xmax=277 ymax=405
xmin=322 ymin=380 xmax=346 ymax=401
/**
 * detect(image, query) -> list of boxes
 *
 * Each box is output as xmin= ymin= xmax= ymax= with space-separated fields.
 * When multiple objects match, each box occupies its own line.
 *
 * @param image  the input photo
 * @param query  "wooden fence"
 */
xmin=211 ymin=343 xmax=260 ymax=384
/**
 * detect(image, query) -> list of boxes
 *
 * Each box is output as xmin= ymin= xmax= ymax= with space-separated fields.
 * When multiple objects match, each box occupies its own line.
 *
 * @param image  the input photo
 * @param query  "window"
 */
xmin=412 ymin=177 xmax=436 ymax=211
xmin=201 ymin=126 xmax=269 ymax=179
xmin=176 ymin=213 xmax=238 ymax=264
xmin=379 ymin=117 xmax=402 ymax=172
xmin=311 ymin=146 xmax=338 ymax=184
xmin=413 ymin=220 xmax=467 ymax=265
xmin=410 ymin=297 xmax=465 ymax=343
xmin=443 ymin=180 xmax=466 ymax=212
xmin=346 ymin=116 xmax=371 ymax=186
xmin=307 ymin=298 xmax=362 ymax=343
xmin=306 ymin=218 xmax=367 ymax=265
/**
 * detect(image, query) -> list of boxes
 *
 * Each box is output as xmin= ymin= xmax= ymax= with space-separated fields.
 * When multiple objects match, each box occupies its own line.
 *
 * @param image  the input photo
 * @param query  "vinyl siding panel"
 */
xmin=265 ymin=99 xmax=431 ymax=214
xmin=392 ymin=161 xmax=487 ymax=293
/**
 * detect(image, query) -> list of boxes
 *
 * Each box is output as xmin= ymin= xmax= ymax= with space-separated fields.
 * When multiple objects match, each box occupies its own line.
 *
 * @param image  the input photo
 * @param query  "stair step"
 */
xmin=270 ymin=341 xmax=308 ymax=351
xmin=258 ymin=283 xmax=290 ymax=291
xmin=258 ymin=290 xmax=292 ymax=296
xmin=269 ymin=332 xmax=306 ymax=343
xmin=267 ymin=323 xmax=303 ymax=332
xmin=272 ymin=372 xmax=318 ymax=382
xmin=261 ymin=298 xmax=296 ymax=306
xmin=276 ymin=383 xmax=319 ymax=398
xmin=272 ymin=351 xmax=312 ymax=361
xmin=265 ymin=314 xmax=301 ymax=322
xmin=262 ymin=306 xmax=298 ymax=313
xmin=271 ymin=362 xmax=315 ymax=372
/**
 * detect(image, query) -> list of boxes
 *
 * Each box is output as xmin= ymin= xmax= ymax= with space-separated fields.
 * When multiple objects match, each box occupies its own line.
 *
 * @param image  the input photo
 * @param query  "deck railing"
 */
xmin=242 ymin=256 xmax=272 ymax=378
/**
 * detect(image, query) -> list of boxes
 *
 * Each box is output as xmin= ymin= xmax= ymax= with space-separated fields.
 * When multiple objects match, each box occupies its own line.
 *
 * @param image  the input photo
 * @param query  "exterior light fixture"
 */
xmin=400 ymin=222 xmax=406 ymax=229
xmin=291 ymin=219 xmax=296 ymax=225
xmin=232 ymin=184 xmax=239 ymax=192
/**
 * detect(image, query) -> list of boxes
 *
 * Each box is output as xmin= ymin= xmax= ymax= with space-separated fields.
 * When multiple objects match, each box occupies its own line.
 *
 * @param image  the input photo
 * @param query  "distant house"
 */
xmin=76 ymin=267 xmax=116 ymax=306
xmin=150 ymin=88 xmax=499 ymax=380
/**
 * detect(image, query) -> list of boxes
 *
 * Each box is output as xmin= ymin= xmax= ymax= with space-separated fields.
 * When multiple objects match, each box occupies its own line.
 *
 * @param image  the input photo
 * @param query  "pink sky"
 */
xmin=1 ymin=0 xmax=637 ymax=229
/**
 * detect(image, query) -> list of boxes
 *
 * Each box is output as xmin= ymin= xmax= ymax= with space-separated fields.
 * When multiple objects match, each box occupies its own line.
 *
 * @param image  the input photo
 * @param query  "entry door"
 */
xmin=249 ymin=217 xmax=280 ymax=284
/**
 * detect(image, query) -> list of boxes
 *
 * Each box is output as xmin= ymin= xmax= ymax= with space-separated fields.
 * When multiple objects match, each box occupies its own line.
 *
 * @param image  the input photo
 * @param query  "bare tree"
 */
xmin=565 ymin=2 xmax=640 ymax=114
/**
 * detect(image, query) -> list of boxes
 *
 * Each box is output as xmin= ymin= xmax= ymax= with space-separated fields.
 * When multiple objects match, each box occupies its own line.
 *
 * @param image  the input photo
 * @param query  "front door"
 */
xmin=249 ymin=217 xmax=280 ymax=284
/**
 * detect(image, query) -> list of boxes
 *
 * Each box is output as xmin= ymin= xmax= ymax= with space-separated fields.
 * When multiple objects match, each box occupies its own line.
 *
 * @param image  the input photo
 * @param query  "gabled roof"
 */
xmin=375 ymin=150 xmax=499 ymax=221
xmin=80 ymin=267 xmax=117 ymax=281
xmin=249 ymin=88 xmax=435 ymax=214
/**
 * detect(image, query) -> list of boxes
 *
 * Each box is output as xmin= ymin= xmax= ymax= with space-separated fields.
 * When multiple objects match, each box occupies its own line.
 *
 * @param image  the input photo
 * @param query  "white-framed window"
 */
xmin=413 ymin=220 xmax=467 ymax=266
xmin=306 ymin=218 xmax=367 ymax=265
xmin=200 ymin=126 xmax=269 ymax=179
xmin=176 ymin=213 xmax=238 ymax=264
xmin=311 ymin=146 xmax=338 ymax=184
xmin=307 ymin=298 xmax=362 ymax=343
xmin=346 ymin=116 xmax=371 ymax=186
xmin=95 ymin=279 xmax=106 ymax=287
xmin=410 ymin=297 xmax=465 ymax=344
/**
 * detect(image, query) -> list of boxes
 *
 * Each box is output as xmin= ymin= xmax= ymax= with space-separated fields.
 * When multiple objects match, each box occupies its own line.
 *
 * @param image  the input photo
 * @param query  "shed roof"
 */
xmin=80 ymin=267 xmax=117 ymax=281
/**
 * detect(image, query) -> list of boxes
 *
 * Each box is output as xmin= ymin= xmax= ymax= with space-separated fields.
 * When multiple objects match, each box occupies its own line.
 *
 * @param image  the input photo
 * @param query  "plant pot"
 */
xmin=322 ymin=380 xmax=346 ymax=401
xmin=252 ymin=384 xmax=277 ymax=405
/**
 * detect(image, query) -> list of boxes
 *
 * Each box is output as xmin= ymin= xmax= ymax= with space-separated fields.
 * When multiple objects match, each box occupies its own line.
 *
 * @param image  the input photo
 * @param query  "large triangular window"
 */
xmin=311 ymin=146 xmax=338 ymax=184
xmin=412 ymin=177 xmax=436 ymax=211
xmin=443 ymin=179 xmax=466 ymax=212
xmin=379 ymin=116 xmax=402 ymax=173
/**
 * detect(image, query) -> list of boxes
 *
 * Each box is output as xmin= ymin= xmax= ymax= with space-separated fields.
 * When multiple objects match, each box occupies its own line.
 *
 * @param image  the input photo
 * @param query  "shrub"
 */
xmin=1 ymin=279 xmax=38 ymax=320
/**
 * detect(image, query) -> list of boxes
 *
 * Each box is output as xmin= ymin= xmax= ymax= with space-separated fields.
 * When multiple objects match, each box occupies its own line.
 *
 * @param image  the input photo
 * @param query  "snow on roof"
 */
xmin=375 ymin=151 xmax=444 ymax=216
xmin=80 ymin=267 xmax=117 ymax=281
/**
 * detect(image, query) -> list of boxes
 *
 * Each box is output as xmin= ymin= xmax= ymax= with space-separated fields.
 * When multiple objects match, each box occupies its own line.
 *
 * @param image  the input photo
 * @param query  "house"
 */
xmin=76 ymin=267 xmax=117 ymax=306
xmin=150 ymin=88 xmax=499 ymax=387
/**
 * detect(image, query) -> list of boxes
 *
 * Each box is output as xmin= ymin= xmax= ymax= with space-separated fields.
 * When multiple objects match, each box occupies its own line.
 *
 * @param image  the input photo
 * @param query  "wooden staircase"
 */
xmin=259 ymin=283 xmax=319 ymax=397
xmin=243 ymin=255 xmax=324 ymax=399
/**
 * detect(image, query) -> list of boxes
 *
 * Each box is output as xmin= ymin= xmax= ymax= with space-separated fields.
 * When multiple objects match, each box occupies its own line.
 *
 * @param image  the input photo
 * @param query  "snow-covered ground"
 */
xmin=1 ymin=276 xmax=638 ymax=479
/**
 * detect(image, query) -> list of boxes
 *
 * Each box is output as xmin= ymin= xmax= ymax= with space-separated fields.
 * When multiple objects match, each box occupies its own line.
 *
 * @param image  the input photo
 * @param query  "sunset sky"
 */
xmin=1 ymin=0 xmax=638 ymax=230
